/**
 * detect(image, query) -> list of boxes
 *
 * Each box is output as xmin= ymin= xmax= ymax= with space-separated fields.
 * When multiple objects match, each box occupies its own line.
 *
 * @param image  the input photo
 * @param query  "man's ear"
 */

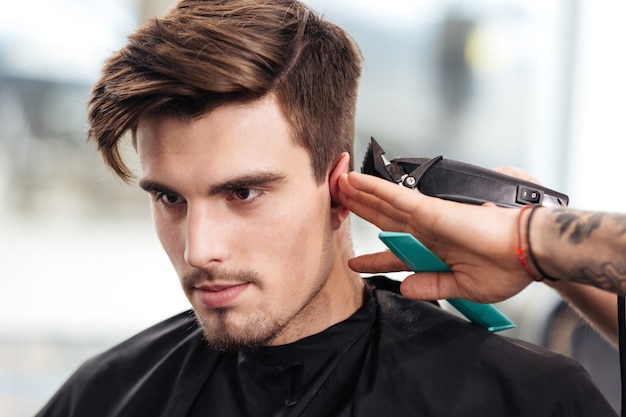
xmin=328 ymin=152 xmax=351 ymax=228
xmin=329 ymin=152 xmax=350 ymax=205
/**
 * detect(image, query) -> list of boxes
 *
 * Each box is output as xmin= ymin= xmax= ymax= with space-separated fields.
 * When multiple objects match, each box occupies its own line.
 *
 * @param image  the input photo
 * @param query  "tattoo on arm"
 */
xmin=552 ymin=209 xmax=626 ymax=295
xmin=612 ymin=214 xmax=626 ymax=236
xmin=555 ymin=209 xmax=604 ymax=244
xmin=579 ymin=263 xmax=626 ymax=294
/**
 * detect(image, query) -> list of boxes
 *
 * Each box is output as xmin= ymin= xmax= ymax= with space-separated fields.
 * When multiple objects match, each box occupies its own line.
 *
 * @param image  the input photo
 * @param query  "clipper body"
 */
xmin=362 ymin=138 xmax=569 ymax=208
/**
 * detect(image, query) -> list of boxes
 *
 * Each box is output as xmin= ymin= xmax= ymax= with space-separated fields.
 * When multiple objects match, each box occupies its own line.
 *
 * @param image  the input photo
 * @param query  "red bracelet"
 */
xmin=516 ymin=205 xmax=543 ymax=281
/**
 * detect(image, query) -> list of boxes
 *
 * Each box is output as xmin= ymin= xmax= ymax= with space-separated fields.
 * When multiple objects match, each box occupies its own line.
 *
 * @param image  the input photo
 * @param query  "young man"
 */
xmin=37 ymin=0 xmax=617 ymax=415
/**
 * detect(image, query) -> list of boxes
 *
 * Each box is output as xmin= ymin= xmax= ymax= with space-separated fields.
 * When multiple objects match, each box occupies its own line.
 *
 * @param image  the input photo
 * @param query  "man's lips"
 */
xmin=193 ymin=282 xmax=250 ymax=309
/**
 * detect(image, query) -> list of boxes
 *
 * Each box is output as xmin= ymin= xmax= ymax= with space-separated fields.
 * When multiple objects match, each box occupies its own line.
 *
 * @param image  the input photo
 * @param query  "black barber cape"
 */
xmin=36 ymin=277 xmax=617 ymax=417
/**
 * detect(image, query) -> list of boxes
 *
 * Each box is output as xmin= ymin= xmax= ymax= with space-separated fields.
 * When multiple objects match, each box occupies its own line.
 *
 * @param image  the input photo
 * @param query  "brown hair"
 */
xmin=87 ymin=0 xmax=362 ymax=183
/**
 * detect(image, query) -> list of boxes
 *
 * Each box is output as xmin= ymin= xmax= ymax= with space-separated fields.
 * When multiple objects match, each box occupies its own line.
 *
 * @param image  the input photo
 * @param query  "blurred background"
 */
xmin=1 ymin=0 xmax=625 ymax=415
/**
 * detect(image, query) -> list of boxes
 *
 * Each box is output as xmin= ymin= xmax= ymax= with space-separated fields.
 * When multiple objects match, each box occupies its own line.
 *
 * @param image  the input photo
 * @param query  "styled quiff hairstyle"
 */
xmin=87 ymin=0 xmax=362 ymax=183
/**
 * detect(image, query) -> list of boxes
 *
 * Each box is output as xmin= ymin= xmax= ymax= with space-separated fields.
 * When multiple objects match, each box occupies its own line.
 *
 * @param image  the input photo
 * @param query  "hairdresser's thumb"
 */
xmin=400 ymin=272 xmax=459 ymax=301
xmin=348 ymin=251 xmax=408 ymax=274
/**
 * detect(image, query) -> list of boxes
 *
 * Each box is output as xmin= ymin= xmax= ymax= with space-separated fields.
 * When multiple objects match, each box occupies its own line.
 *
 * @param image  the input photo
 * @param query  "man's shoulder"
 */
xmin=363 ymin=278 xmax=618 ymax=416
xmin=370 ymin=277 xmax=566 ymax=359
xmin=36 ymin=311 xmax=212 ymax=417
xmin=368 ymin=277 xmax=594 ymax=388
xmin=49 ymin=311 xmax=200 ymax=391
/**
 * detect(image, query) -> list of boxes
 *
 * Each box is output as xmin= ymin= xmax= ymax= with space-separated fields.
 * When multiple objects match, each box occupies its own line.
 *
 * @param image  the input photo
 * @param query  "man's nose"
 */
xmin=183 ymin=204 xmax=229 ymax=269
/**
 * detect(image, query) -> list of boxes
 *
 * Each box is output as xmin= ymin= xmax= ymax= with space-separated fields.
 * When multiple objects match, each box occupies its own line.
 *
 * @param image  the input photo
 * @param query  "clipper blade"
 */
xmin=360 ymin=137 xmax=399 ymax=182
xmin=361 ymin=140 xmax=376 ymax=175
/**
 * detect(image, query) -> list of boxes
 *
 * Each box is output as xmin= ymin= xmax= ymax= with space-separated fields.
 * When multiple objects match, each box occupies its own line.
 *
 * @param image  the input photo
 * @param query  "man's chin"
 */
xmin=194 ymin=309 xmax=280 ymax=352
xmin=203 ymin=334 xmax=267 ymax=353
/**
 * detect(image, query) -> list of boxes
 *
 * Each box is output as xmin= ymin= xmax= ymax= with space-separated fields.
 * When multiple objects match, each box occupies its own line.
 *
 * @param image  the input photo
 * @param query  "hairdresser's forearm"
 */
xmin=531 ymin=207 xmax=626 ymax=296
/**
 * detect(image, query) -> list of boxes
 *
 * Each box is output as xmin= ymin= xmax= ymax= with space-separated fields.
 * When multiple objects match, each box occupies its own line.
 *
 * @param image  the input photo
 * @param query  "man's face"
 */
xmin=136 ymin=95 xmax=339 ymax=350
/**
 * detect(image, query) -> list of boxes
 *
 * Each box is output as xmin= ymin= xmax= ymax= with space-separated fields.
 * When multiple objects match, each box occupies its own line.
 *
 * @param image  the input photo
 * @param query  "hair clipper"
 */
xmin=361 ymin=137 xmax=569 ymax=208
xmin=360 ymin=137 xmax=568 ymax=332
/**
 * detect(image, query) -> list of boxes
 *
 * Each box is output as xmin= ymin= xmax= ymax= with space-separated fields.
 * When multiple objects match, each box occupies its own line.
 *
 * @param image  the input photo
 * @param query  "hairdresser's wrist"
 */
xmin=526 ymin=207 xmax=562 ymax=282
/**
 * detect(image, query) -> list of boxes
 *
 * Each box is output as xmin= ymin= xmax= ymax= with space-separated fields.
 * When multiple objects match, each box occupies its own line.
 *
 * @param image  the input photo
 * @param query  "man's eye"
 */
xmin=231 ymin=188 xmax=262 ymax=202
xmin=156 ymin=192 xmax=183 ymax=205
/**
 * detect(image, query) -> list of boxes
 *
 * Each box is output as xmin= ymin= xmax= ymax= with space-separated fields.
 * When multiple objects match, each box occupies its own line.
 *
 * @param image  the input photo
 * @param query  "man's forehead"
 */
xmin=133 ymin=96 xmax=319 ymax=187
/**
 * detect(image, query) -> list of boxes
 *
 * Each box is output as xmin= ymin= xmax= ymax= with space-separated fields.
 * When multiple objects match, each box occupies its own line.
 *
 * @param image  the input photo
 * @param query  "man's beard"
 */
xmin=183 ymin=268 xmax=286 ymax=352
xmin=196 ymin=308 xmax=285 ymax=352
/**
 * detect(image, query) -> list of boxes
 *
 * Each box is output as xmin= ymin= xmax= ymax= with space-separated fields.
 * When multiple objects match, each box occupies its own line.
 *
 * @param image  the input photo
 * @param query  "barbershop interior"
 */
xmin=1 ymin=0 xmax=625 ymax=415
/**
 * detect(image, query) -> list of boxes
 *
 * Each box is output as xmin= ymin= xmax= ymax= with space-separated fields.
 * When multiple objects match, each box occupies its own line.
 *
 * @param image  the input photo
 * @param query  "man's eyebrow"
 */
xmin=138 ymin=179 xmax=178 ymax=196
xmin=208 ymin=172 xmax=287 ymax=195
xmin=137 ymin=172 xmax=287 ymax=196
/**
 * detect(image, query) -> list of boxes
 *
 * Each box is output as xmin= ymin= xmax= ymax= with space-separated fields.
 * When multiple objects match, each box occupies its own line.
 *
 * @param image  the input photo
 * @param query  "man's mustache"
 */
xmin=183 ymin=268 xmax=262 ymax=288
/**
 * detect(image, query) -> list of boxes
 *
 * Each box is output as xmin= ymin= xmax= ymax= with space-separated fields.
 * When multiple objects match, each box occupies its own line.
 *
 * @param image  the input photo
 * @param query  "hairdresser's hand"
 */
xmin=337 ymin=170 xmax=536 ymax=303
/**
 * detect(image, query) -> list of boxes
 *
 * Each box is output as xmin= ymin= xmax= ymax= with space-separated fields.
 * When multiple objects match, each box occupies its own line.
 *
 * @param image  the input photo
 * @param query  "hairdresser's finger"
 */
xmin=344 ymin=172 xmax=453 ymax=239
xmin=338 ymin=175 xmax=409 ymax=230
xmin=347 ymin=251 xmax=408 ymax=273
xmin=400 ymin=272 xmax=463 ymax=301
xmin=343 ymin=172 xmax=427 ymax=217
xmin=338 ymin=191 xmax=404 ymax=232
